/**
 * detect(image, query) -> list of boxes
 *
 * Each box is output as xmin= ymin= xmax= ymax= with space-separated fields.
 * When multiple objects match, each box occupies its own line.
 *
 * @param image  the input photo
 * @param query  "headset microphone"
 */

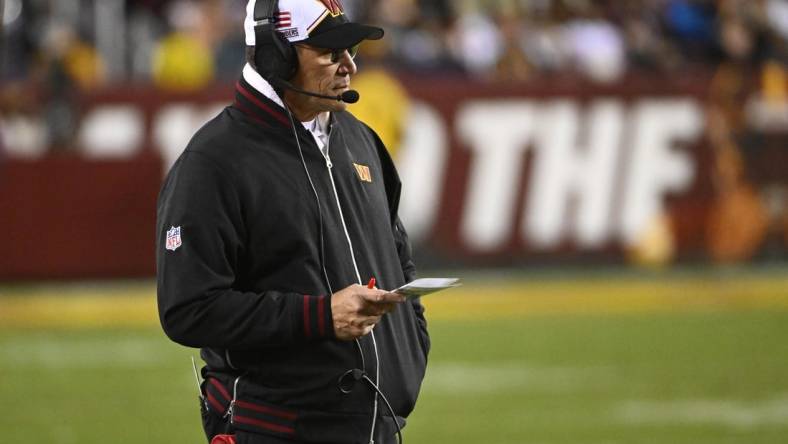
xmin=339 ymin=89 xmax=360 ymax=104
xmin=270 ymin=77 xmax=360 ymax=104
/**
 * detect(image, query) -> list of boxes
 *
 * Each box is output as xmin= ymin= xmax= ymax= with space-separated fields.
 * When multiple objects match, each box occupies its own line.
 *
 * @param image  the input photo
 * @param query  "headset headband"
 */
xmin=254 ymin=0 xmax=277 ymax=25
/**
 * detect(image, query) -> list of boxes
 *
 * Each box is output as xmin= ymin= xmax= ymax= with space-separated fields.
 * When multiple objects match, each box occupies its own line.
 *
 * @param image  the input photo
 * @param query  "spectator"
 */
xmin=151 ymin=0 xmax=215 ymax=91
xmin=450 ymin=6 xmax=503 ymax=77
xmin=37 ymin=22 xmax=103 ymax=151
xmin=562 ymin=3 xmax=626 ymax=82
xmin=494 ymin=7 xmax=532 ymax=81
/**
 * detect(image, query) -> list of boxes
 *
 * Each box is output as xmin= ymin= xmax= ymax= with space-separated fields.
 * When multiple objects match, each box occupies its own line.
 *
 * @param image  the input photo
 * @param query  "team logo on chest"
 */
xmin=165 ymin=226 xmax=182 ymax=251
xmin=353 ymin=163 xmax=372 ymax=183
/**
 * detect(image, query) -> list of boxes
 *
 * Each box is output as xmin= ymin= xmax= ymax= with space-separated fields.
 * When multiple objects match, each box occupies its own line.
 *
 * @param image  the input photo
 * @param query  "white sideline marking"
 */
xmin=616 ymin=396 xmax=788 ymax=428
xmin=0 ymin=336 xmax=170 ymax=369
xmin=423 ymin=362 xmax=613 ymax=394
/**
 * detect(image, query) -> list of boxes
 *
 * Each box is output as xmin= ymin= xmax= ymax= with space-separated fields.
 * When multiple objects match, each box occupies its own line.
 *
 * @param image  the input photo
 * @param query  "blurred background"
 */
xmin=1 ymin=0 xmax=788 ymax=443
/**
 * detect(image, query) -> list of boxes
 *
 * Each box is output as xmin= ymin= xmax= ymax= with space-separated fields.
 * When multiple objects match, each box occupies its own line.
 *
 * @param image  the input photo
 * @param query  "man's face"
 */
xmin=287 ymin=44 xmax=358 ymax=117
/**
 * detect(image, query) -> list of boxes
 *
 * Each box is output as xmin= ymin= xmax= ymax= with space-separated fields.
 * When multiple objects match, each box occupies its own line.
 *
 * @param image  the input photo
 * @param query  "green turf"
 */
xmin=2 ymin=311 xmax=787 ymax=443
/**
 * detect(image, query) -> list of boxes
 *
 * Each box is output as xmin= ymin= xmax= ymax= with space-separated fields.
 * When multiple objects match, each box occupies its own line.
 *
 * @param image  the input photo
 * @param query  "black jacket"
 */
xmin=156 ymin=78 xmax=429 ymax=443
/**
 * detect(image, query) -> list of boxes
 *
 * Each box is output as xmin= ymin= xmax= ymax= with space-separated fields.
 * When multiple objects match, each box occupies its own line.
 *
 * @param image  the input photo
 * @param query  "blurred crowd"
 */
xmin=2 ymin=0 xmax=788 ymax=90
xmin=2 ymin=0 xmax=788 ymax=157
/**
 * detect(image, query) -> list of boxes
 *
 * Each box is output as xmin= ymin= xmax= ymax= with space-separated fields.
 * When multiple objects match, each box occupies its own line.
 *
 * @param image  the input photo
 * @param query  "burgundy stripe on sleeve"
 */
xmin=303 ymin=295 xmax=311 ymax=339
xmin=317 ymin=296 xmax=326 ymax=337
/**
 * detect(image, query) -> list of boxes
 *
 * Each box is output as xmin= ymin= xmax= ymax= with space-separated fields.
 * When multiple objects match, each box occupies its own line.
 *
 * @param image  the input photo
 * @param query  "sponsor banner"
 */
xmin=2 ymin=74 xmax=785 ymax=278
xmin=394 ymin=76 xmax=715 ymax=265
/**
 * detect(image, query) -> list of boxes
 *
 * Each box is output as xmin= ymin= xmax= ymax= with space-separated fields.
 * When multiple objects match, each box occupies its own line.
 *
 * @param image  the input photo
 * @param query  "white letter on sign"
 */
xmin=524 ymin=100 xmax=624 ymax=249
xmin=457 ymin=101 xmax=536 ymax=251
xmin=397 ymin=102 xmax=449 ymax=243
xmin=619 ymin=99 xmax=703 ymax=245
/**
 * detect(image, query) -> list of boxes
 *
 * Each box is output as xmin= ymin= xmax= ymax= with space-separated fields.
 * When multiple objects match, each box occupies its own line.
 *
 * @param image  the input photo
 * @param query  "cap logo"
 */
xmin=318 ymin=0 xmax=344 ymax=17
xmin=165 ymin=226 xmax=182 ymax=251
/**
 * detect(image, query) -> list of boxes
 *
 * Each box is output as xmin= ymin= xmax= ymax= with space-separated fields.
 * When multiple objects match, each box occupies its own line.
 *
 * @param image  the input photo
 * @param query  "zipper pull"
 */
xmin=325 ymin=156 xmax=333 ymax=169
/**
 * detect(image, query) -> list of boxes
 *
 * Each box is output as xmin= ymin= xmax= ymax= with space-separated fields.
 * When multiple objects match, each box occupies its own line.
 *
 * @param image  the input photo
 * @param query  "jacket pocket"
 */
xmin=410 ymin=303 xmax=430 ymax=361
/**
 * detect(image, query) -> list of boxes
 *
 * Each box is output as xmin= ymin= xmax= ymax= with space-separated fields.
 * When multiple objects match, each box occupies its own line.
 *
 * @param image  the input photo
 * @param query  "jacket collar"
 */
xmin=234 ymin=64 xmax=340 ymax=142
xmin=242 ymin=63 xmax=285 ymax=108
xmin=234 ymin=68 xmax=290 ymax=129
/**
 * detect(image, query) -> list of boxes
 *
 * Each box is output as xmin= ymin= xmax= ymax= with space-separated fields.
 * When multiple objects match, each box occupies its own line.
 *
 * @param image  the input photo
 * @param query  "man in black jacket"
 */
xmin=156 ymin=1 xmax=429 ymax=443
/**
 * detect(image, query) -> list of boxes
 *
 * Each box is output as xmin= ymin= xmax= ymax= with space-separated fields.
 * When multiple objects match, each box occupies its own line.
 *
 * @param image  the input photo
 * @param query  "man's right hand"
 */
xmin=331 ymin=284 xmax=405 ymax=341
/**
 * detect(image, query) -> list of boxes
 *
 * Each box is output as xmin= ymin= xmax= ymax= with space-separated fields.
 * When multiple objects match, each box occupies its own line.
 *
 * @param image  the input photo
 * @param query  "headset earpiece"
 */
xmin=253 ymin=0 xmax=298 ymax=81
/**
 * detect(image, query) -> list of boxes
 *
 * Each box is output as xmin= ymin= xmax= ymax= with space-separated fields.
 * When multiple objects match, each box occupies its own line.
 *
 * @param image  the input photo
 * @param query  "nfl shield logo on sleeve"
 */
xmin=165 ymin=226 xmax=182 ymax=251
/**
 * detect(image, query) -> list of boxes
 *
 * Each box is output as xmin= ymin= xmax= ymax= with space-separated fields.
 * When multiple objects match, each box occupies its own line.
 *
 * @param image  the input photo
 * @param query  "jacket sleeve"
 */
xmin=156 ymin=151 xmax=333 ymax=350
xmin=368 ymin=125 xmax=430 ymax=357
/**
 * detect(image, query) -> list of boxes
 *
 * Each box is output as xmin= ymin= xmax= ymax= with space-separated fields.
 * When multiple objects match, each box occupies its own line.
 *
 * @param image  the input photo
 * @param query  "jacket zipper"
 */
xmin=322 ymin=141 xmax=362 ymax=285
xmin=322 ymin=137 xmax=380 ymax=444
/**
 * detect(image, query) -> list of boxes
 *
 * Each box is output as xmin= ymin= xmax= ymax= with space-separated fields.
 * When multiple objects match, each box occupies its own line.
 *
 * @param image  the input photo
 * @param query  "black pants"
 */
xmin=201 ymin=403 xmax=397 ymax=444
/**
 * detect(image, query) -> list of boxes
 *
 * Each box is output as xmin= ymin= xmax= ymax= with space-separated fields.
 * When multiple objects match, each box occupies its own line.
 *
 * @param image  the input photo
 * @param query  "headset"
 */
xmin=251 ymin=0 xmax=360 ymax=102
xmin=252 ymin=0 xmax=298 ymax=82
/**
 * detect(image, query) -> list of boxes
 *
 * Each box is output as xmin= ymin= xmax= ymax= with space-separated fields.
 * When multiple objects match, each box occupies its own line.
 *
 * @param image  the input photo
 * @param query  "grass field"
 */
xmin=1 ymin=268 xmax=788 ymax=444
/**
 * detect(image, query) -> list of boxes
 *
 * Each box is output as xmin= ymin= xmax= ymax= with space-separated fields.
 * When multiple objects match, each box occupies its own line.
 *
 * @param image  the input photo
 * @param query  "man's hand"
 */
xmin=331 ymin=284 xmax=405 ymax=341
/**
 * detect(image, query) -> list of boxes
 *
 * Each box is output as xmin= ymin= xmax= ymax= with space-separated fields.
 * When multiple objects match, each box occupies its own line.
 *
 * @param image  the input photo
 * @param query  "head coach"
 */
xmin=155 ymin=1 xmax=429 ymax=443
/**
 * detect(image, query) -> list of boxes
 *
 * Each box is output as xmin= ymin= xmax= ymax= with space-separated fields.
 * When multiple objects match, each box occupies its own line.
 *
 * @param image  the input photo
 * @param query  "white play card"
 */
xmin=394 ymin=278 xmax=461 ymax=299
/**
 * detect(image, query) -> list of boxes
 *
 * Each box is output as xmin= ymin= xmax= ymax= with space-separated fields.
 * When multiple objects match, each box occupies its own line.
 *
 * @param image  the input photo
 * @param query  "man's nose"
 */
xmin=337 ymin=50 xmax=357 ymax=76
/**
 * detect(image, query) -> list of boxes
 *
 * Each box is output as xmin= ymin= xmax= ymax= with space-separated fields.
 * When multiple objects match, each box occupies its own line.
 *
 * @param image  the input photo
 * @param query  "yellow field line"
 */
xmin=0 ymin=275 xmax=787 ymax=328
xmin=423 ymin=276 xmax=788 ymax=320
xmin=0 ymin=286 xmax=158 ymax=329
